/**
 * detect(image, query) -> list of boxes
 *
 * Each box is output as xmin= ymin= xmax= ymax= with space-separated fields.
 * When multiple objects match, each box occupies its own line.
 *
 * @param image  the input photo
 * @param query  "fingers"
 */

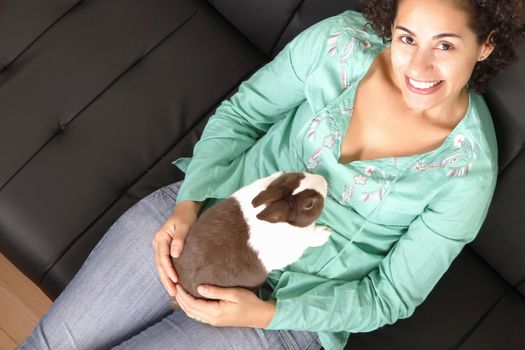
xmin=170 ymin=242 xmax=182 ymax=258
xmin=175 ymin=284 xmax=196 ymax=314
xmin=152 ymin=202 xmax=198 ymax=299
xmin=156 ymin=266 xmax=176 ymax=297
xmin=175 ymin=285 xmax=264 ymax=328
xmin=152 ymin=227 xmax=178 ymax=296
xmin=170 ymin=224 xmax=189 ymax=258
xmin=176 ymin=285 xmax=216 ymax=324
xmin=197 ymin=285 xmax=239 ymax=302
xmin=158 ymin=234 xmax=178 ymax=282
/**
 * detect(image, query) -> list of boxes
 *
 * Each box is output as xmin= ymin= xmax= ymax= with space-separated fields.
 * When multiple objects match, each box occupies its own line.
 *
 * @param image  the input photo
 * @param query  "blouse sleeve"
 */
xmin=173 ymin=17 xmax=333 ymax=204
xmin=266 ymin=170 xmax=497 ymax=333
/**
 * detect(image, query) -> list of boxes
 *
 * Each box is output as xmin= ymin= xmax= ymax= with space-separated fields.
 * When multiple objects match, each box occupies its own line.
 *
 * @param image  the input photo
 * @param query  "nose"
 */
xmin=407 ymin=47 xmax=435 ymax=78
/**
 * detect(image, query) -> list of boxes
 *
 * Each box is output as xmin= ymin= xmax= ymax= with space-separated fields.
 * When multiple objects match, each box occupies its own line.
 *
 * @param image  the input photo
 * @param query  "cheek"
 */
xmin=390 ymin=48 xmax=411 ymax=77
xmin=441 ymin=58 xmax=477 ymax=88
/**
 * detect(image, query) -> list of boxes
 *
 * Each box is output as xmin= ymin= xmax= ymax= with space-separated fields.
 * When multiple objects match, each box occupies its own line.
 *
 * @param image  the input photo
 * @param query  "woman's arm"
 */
xmin=173 ymin=17 xmax=334 ymax=204
xmin=266 ymin=172 xmax=497 ymax=333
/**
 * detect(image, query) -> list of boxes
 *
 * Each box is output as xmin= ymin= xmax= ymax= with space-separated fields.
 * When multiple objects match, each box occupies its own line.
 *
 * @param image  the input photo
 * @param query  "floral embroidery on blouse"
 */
xmin=306 ymin=106 xmax=400 ymax=204
xmin=306 ymin=114 xmax=342 ymax=169
xmin=360 ymin=167 xmax=397 ymax=201
xmin=327 ymin=27 xmax=372 ymax=90
xmin=353 ymin=174 xmax=368 ymax=185
xmin=337 ymin=185 xmax=354 ymax=205
xmin=334 ymin=165 xmax=398 ymax=205
xmin=307 ymin=147 xmax=323 ymax=169
xmin=411 ymin=134 xmax=477 ymax=177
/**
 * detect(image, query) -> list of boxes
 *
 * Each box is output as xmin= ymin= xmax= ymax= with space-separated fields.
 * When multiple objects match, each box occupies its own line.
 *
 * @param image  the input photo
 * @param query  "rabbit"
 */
xmin=171 ymin=171 xmax=332 ymax=302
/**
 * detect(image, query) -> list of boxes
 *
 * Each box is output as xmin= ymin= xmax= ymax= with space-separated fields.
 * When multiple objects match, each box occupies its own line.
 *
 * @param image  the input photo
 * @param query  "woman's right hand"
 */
xmin=152 ymin=200 xmax=202 ymax=297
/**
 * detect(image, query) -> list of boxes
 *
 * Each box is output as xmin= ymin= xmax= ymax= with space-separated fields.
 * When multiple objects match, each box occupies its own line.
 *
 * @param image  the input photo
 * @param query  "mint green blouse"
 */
xmin=173 ymin=10 xmax=498 ymax=350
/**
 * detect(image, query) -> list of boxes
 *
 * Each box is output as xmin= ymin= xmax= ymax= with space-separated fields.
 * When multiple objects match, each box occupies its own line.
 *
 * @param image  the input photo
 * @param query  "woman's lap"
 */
xmin=19 ymin=181 xmax=321 ymax=350
xmin=115 ymin=311 xmax=320 ymax=350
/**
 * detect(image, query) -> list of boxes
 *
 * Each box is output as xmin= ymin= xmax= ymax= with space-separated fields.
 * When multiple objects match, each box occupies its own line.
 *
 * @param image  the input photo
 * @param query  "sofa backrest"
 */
xmin=209 ymin=0 xmax=525 ymax=298
xmin=208 ymin=0 xmax=362 ymax=57
xmin=207 ymin=0 xmax=303 ymax=56
xmin=474 ymin=41 xmax=525 ymax=298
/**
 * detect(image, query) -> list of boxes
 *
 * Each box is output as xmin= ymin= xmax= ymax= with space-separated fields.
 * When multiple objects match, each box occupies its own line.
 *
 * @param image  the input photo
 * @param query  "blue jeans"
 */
xmin=19 ymin=181 xmax=321 ymax=350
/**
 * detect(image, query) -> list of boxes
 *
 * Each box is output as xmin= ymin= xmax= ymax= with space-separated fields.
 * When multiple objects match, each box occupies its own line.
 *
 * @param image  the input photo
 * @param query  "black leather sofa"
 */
xmin=1 ymin=0 xmax=524 ymax=348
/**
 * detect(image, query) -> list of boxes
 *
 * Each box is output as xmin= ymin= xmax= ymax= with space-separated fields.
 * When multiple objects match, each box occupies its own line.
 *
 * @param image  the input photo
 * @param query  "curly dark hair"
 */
xmin=361 ymin=0 xmax=525 ymax=93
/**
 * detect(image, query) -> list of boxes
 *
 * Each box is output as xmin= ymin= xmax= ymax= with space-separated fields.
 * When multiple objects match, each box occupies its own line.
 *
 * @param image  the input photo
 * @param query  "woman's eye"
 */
xmin=437 ymin=43 xmax=454 ymax=51
xmin=400 ymin=36 xmax=414 ymax=45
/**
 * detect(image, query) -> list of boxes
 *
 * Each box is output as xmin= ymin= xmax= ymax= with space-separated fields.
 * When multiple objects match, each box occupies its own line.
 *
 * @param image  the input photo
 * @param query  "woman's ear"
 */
xmin=478 ymin=31 xmax=495 ymax=61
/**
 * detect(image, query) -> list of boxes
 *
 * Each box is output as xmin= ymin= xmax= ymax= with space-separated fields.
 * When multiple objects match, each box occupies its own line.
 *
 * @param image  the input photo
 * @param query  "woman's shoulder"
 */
xmin=320 ymin=10 xmax=371 ymax=30
xmin=465 ymin=92 xmax=498 ymax=170
xmin=412 ymin=93 xmax=497 ymax=189
xmin=288 ymin=11 xmax=386 ymax=107
xmin=435 ymin=92 xmax=498 ymax=185
xmin=293 ymin=10 xmax=383 ymax=49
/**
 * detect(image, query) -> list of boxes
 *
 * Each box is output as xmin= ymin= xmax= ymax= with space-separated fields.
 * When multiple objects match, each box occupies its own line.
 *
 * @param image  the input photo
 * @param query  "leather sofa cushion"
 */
xmin=474 ymin=41 xmax=525 ymax=298
xmin=0 ymin=0 xmax=264 ymax=296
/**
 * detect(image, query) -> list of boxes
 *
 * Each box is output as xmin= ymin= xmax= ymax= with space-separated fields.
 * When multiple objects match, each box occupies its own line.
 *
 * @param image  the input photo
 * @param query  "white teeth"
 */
xmin=409 ymin=78 xmax=441 ymax=89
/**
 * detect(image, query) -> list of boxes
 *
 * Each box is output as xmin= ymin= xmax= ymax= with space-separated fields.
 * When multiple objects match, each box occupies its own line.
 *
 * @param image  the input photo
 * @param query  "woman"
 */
xmin=21 ymin=0 xmax=524 ymax=349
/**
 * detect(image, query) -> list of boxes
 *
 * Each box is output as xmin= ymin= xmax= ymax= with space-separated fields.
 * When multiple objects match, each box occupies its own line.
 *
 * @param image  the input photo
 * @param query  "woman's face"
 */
xmin=389 ymin=0 xmax=494 ymax=114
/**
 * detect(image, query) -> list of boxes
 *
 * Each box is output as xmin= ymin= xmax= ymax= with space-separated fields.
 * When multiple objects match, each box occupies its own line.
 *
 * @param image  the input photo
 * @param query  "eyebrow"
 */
xmin=395 ymin=25 xmax=463 ymax=40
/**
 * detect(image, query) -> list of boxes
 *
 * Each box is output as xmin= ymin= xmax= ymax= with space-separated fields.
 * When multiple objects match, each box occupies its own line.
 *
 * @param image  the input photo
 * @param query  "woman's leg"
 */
xmin=20 ymin=180 xmax=323 ymax=350
xmin=114 ymin=311 xmax=322 ymax=350
xmin=19 ymin=182 xmax=184 ymax=350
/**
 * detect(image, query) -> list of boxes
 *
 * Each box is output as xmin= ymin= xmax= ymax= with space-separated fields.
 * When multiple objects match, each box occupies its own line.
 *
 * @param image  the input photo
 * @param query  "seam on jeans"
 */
xmin=159 ymin=182 xmax=182 ymax=202
xmin=278 ymin=330 xmax=296 ymax=350
xmin=304 ymin=336 xmax=321 ymax=350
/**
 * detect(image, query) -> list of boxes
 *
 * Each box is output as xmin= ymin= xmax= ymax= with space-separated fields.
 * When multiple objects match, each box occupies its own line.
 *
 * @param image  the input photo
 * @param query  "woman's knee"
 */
xmin=83 ymin=181 xmax=183 ymax=266
xmin=113 ymin=181 xmax=182 ymax=234
xmin=134 ymin=181 xmax=182 ymax=223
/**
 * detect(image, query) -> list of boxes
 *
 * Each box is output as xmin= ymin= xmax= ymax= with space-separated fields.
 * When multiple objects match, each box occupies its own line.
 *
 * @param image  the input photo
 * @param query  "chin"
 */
xmin=401 ymin=91 xmax=443 ymax=112
xmin=402 ymin=82 xmax=454 ymax=113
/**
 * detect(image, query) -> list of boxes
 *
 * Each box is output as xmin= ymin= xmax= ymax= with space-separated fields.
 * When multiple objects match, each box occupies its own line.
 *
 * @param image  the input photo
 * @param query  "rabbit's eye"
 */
xmin=304 ymin=199 xmax=314 ymax=210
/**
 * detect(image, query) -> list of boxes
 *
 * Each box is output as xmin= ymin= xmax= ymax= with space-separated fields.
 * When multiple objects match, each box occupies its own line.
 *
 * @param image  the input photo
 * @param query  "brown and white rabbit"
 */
xmin=171 ymin=171 xmax=331 ymax=301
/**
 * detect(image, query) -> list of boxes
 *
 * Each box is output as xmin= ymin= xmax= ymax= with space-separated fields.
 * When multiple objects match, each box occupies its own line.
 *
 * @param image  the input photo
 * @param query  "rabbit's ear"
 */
xmin=271 ymin=173 xmax=303 ymax=193
xmin=256 ymin=200 xmax=291 ymax=223
xmin=252 ymin=188 xmax=285 ymax=208
xmin=252 ymin=173 xmax=304 ymax=208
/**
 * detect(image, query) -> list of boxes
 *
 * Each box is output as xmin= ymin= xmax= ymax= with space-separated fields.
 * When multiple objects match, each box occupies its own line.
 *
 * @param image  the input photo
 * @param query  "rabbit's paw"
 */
xmin=310 ymin=225 xmax=332 ymax=247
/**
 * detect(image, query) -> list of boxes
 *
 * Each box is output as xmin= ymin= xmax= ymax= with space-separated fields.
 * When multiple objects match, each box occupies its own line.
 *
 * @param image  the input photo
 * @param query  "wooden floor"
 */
xmin=0 ymin=253 xmax=52 ymax=350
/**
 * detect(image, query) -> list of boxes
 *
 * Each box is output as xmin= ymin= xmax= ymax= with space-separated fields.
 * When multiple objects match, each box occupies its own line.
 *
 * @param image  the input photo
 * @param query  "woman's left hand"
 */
xmin=174 ymin=284 xmax=276 ymax=328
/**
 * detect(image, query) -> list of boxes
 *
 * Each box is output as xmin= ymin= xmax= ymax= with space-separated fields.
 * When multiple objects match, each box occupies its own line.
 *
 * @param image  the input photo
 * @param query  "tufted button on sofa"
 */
xmin=1 ymin=1 xmax=524 ymax=348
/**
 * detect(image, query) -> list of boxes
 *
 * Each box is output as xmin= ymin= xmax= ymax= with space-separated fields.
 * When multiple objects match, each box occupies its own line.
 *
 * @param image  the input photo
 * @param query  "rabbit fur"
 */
xmin=171 ymin=171 xmax=332 ymax=301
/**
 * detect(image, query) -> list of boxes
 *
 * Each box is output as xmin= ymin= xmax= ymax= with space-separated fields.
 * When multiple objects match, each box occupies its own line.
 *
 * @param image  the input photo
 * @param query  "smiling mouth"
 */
xmin=406 ymin=76 xmax=444 ymax=94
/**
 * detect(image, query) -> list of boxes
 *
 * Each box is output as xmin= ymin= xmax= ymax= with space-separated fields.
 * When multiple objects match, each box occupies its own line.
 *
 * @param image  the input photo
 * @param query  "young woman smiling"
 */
xmin=21 ymin=1 xmax=524 ymax=349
